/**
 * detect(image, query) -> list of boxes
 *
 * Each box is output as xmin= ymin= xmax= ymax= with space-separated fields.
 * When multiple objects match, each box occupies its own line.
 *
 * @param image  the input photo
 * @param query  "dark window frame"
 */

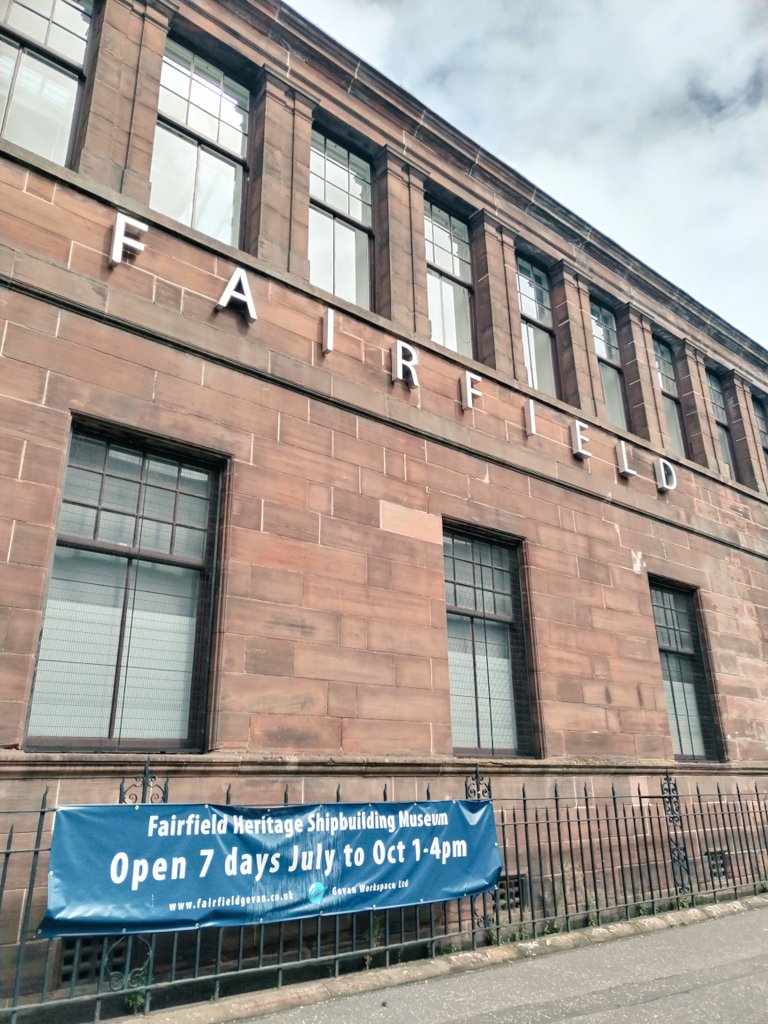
xmin=649 ymin=578 xmax=722 ymax=763
xmin=444 ymin=527 xmax=535 ymax=758
xmin=25 ymin=426 xmax=223 ymax=753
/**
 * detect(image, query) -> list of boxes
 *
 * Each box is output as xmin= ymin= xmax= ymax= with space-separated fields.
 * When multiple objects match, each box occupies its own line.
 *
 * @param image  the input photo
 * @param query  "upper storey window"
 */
xmin=653 ymin=338 xmax=687 ymax=459
xmin=706 ymin=370 xmax=739 ymax=481
xmin=424 ymin=201 xmax=473 ymax=358
xmin=149 ymin=40 xmax=249 ymax=246
xmin=309 ymin=129 xmax=371 ymax=308
xmin=0 ymin=0 xmax=92 ymax=164
xmin=590 ymin=302 xmax=629 ymax=431
xmin=516 ymin=257 xmax=557 ymax=398
xmin=753 ymin=396 xmax=768 ymax=469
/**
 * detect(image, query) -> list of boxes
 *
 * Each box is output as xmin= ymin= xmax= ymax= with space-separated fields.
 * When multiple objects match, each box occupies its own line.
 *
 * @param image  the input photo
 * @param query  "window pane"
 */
xmin=654 ymin=339 xmax=677 ymax=394
xmin=106 ymin=445 xmax=141 ymax=479
xmin=517 ymin=258 xmax=552 ymax=325
xmin=174 ymin=525 xmax=206 ymax=558
xmin=663 ymin=394 xmax=687 ymax=458
xmin=102 ymin=476 xmax=140 ymax=513
xmin=58 ymin=501 xmax=96 ymax=538
xmin=149 ymin=124 xmax=196 ymax=227
xmin=64 ymin=466 xmax=101 ymax=504
xmin=69 ymin=434 xmax=104 ymax=470
xmin=0 ymin=39 xmax=16 ymax=123
xmin=177 ymin=493 xmax=208 ymax=527
xmin=591 ymin=303 xmax=620 ymax=361
xmin=97 ymin=510 xmax=136 ymax=545
xmin=158 ymin=40 xmax=248 ymax=157
xmin=522 ymin=322 xmax=557 ymax=397
xmin=428 ymin=271 xmax=472 ymax=357
xmin=180 ymin=466 xmax=211 ymax=497
xmin=137 ymin=518 xmax=172 ymax=554
xmin=447 ymin=613 xmax=477 ymax=749
xmin=707 ymin=371 xmax=727 ymax=421
xmin=3 ymin=50 xmax=77 ymax=163
xmin=600 ymin=362 xmax=628 ymax=430
xmin=194 ymin=146 xmax=241 ymax=245
xmin=308 ymin=205 xmax=334 ymax=294
xmin=717 ymin=424 xmax=735 ymax=479
xmin=661 ymin=652 xmax=705 ymax=758
xmin=143 ymin=485 xmax=176 ymax=520
xmin=476 ymin=619 xmax=516 ymax=750
xmin=147 ymin=457 xmax=178 ymax=489
xmin=27 ymin=549 xmax=126 ymax=738
xmin=424 ymin=201 xmax=471 ymax=281
xmin=440 ymin=277 xmax=472 ymax=357
xmin=427 ymin=270 xmax=444 ymax=345
xmin=311 ymin=130 xmax=371 ymax=225
xmin=114 ymin=564 xmax=199 ymax=740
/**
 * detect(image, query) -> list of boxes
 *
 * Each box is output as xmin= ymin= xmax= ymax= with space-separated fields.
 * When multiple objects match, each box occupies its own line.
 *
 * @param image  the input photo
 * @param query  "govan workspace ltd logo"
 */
xmin=308 ymin=882 xmax=325 ymax=905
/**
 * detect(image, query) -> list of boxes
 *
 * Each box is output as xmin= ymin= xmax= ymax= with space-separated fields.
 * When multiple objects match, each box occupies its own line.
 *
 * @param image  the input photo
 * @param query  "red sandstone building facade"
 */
xmin=2 ymin=0 xmax=768 ymax=818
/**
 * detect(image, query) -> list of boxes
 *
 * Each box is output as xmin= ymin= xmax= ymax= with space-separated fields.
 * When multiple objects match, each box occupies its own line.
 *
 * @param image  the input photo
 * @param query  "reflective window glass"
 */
xmin=28 ymin=431 xmax=218 ymax=751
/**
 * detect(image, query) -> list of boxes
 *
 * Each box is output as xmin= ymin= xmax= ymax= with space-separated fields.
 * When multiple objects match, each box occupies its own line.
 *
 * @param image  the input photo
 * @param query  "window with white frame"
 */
xmin=653 ymin=338 xmax=687 ymax=459
xmin=424 ymin=200 xmax=473 ymax=357
xmin=706 ymin=369 xmax=739 ymax=481
xmin=516 ymin=256 xmax=558 ymax=397
xmin=444 ymin=529 xmax=534 ymax=756
xmin=590 ymin=301 xmax=629 ymax=430
xmin=309 ymin=129 xmax=372 ymax=308
xmin=149 ymin=39 xmax=249 ymax=246
xmin=650 ymin=580 xmax=719 ymax=761
xmin=27 ymin=429 xmax=220 ymax=751
xmin=0 ymin=0 xmax=92 ymax=164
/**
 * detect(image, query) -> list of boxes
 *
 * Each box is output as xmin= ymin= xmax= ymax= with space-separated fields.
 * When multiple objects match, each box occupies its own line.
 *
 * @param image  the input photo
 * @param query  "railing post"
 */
xmin=10 ymin=789 xmax=49 ymax=1023
xmin=661 ymin=771 xmax=691 ymax=898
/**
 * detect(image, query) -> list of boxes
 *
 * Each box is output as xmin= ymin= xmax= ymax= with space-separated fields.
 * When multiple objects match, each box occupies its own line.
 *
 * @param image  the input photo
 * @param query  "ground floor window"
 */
xmin=26 ymin=429 xmax=220 ymax=750
xmin=444 ymin=529 xmax=534 ymax=756
xmin=650 ymin=580 xmax=720 ymax=761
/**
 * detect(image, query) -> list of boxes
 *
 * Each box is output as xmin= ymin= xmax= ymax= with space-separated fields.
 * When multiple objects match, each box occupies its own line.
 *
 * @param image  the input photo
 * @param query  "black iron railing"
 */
xmin=2 ymin=769 xmax=767 ymax=1022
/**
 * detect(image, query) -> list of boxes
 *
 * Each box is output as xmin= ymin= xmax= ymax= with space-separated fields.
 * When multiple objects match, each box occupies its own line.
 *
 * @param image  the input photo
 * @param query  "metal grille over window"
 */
xmin=149 ymin=39 xmax=249 ymax=246
xmin=650 ymin=581 xmax=719 ymax=761
xmin=707 ymin=370 xmax=739 ymax=481
xmin=516 ymin=257 xmax=557 ymax=397
xmin=308 ymin=129 xmax=372 ymax=308
xmin=424 ymin=201 xmax=473 ymax=357
xmin=443 ymin=529 xmax=534 ymax=756
xmin=590 ymin=302 xmax=629 ymax=431
xmin=653 ymin=338 xmax=687 ymax=459
xmin=27 ymin=431 xmax=219 ymax=750
xmin=0 ymin=0 xmax=92 ymax=164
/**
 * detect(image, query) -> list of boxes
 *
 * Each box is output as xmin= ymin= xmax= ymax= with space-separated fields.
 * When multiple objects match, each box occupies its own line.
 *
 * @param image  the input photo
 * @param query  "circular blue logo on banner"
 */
xmin=308 ymin=882 xmax=325 ymax=905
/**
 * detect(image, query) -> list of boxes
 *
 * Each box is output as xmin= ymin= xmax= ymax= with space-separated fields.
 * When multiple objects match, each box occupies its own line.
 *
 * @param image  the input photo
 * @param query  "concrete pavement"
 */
xmin=113 ymin=894 xmax=768 ymax=1024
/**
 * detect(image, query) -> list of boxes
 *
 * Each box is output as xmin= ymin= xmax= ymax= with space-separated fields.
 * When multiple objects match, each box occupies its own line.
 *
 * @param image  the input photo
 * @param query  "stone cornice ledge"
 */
xmin=1 ymin=752 xmax=766 ymax=782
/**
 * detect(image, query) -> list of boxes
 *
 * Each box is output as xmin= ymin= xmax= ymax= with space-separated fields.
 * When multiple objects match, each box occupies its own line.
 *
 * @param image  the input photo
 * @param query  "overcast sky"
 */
xmin=287 ymin=0 xmax=767 ymax=346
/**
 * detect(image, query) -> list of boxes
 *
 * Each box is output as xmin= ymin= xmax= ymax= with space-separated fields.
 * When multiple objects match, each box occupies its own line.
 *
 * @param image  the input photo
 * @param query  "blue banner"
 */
xmin=38 ymin=800 xmax=501 ymax=936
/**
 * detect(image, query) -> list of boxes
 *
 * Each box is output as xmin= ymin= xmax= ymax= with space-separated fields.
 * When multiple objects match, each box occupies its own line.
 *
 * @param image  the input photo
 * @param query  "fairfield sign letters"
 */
xmin=111 ymin=212 xmax=679 ymax=496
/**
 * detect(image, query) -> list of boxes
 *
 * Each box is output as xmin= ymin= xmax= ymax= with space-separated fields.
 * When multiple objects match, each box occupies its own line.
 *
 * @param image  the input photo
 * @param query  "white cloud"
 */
xmin=288 ymin=0 xmax=767 ymax=343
